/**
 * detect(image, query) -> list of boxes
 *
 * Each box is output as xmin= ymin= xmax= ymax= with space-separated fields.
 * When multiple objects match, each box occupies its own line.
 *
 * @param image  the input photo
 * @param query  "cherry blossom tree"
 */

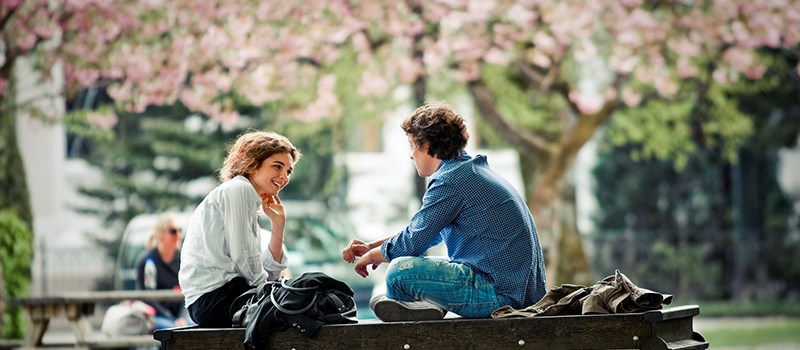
xmin=1 ymin=0 xmax=336 ymax=337
xmin=303 ymin=0 xmax=800 ymax=285
xmin=2 ymin=0 xmax=799 ymax=299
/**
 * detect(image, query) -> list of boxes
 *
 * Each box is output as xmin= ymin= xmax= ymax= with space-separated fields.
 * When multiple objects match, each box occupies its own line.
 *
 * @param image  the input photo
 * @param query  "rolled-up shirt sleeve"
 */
xmin=382 ymin=178 xmax=461 ymax=261
xmin=221 ymin=182 xmax=268 ymax=286
xmin=261 ymin=235 xmax=288 ymax=281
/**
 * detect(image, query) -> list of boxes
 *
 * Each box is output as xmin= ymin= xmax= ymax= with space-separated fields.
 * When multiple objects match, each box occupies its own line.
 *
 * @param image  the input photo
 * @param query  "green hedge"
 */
xmin=0 ymin=210 xmax=32 ymax=339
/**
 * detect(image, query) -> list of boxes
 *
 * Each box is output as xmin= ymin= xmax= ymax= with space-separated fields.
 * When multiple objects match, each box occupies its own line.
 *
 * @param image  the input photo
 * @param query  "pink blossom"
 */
xmin=621 ymin=87 xmax=643 ymax=107
xmin=530 ymin=50 xmax=552 ymax=68
xmin=456 ymin=61 xmax=481 ymax=82
xmin=395 ymin=57 xmax=422 ymax=84
xmin=712 ymin=67 xmax=737 ymax=85
xmin=654 ymin=74 xmax=678 ymax=96
xmin=17 ymin=32 xmax=37 ymax=52
xmin=609 ymin=51 xmax=638 ymax=74
xmin=3 ymin=0 xmax=24 ymax=9
xmin=215 ymin=110 xmax=241 ymax=130
xmin=617 ymin=31 xmax=642 ymax=46
xmin=668 ymin=38 xmax=701 ymax=57
xmin=86 ymin=110 xmax=118 ymax=130
xmin=505 ymin=3 xmax=536 ymax=26
xmin=467 ymin=0 xmax=495 ymax=22
xmin=483 ymin=47 xmax=509 ymax=65
xmin=647 ymin=49 xmax=665 ymax=68
xmin=107 ymin=82 xmax=132 ymax=101
xmin=533 ymin=31 xmax=557 ymax=55
xmin=604 ymin=87 xmax=617 ymax=102
xmin=179 ymin=89 xmax=203 ymax=112
xmin=574 ymin=41 xmax=597 ymax=63
xmin=745 ymin=65 xmax=766 ymax=80
xmin=635 ymin=66 xmax=653 ymax=84
xmin=72 ymin=69 xmax=99 ymax=87
xmin=676 ymin=58 xmax=698 ymax=78
xmin=358 ymin=70 xmax=389 ymax=97
xmin=351 ymin=32 xmax=371 ymax=52
xmin=722 ymin=46 xmax=755 ymax=73
xmin=0 ymin=78 xmax=8 ymax=95
xmin=423 ymin=47 xmax=446 ymax=71
xmin=131 ymin=96 xmax=148 ymax=113
xmin=620 ymin=0 xmax=643 ymax=8
xmin=568 ymin=90 xmax=603 ymax=115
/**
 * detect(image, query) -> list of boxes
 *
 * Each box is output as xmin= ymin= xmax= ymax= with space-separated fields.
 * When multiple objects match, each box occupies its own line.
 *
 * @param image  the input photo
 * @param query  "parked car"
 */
xmin=114 ymin=201 xmax=376 ymax=318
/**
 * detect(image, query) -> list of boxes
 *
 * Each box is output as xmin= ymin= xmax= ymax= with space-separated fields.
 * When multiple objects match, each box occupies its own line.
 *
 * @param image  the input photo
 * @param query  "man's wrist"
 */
xmin=369 ymin=240 xmax=380 ymax=250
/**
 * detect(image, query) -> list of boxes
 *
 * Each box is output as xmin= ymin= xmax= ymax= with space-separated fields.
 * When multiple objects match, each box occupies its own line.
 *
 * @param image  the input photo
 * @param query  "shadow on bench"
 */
xmin=154 ymin=305 xmax=708 ymax=350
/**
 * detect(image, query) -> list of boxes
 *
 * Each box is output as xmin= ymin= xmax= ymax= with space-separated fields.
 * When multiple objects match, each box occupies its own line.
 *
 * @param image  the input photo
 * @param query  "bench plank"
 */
xmin=155 ymin=305 xmax=708 ymax=350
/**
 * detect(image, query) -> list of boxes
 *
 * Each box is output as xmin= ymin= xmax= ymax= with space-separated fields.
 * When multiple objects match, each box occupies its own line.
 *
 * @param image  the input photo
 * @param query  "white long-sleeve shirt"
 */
xmin=179 ymin=175 xmax=287 ymax=307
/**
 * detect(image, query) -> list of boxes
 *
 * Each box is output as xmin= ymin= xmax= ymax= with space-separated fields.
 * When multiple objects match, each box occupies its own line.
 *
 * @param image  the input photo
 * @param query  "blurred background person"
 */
xmin=135 ymin=212 xmax=192 ymax=329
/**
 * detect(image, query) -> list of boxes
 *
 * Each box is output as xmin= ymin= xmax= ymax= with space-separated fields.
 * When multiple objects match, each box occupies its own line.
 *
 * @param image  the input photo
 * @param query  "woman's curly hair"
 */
xmin=401 ymin=102 xmax=469 ymax=160
xmin=218 ymin=131 xmax=302 ymax=182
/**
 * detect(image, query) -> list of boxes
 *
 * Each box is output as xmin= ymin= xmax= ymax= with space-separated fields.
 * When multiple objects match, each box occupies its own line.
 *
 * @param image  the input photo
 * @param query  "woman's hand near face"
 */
xmin=261 ymin=194 xmax=286 ymax=227
xmin=261 ymin=193 xmax=285 ymax=262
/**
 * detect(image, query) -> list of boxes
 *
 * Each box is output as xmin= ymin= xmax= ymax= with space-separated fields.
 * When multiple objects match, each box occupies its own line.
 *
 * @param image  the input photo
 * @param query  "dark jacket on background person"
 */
xmin=135 ymin=247 xmax=184 ymax=318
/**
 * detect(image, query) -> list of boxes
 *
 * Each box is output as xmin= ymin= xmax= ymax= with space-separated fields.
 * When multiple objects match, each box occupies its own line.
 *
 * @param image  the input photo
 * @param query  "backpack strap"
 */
xmin=324 ymin=291 xmax=348 ymax=312
xmin=270 ymin=283 xmax=318 ymax=315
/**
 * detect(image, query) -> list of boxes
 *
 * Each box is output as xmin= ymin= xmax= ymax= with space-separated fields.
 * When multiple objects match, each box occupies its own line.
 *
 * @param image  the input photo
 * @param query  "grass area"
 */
xmin=700 ymin=318 xmax=800 ymax=347
xmin=680 ymin=299 xmax=800 ymax=347
xmin=680 ymin=299 xmax=800 ymax=317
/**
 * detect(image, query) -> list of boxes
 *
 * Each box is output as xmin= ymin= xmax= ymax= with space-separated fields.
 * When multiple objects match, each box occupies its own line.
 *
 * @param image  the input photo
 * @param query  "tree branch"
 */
xmin=0 ymin=90 xmax=65 ymax=117
xmin=467 ymin=79 xmax=554 ymax=156
xmin=514 ymin=59 xmax=563 ymax=92
xmin=0 ymin=5 xmax=18 ymax=33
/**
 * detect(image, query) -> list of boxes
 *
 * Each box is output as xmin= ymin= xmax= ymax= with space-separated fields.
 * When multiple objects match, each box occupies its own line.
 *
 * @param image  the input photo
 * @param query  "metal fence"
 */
xmin=31 ymin=241 xmax=111 ymax=296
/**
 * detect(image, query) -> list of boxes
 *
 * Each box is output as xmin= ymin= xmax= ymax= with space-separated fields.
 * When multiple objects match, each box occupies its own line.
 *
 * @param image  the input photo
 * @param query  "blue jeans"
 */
xmin=385 ymin=256 xmax=513 ymax=318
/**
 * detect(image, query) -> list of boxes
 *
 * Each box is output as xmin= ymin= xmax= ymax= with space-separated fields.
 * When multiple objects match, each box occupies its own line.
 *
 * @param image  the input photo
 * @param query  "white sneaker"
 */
xmin=369 ymin=294 xmax=446 ymax=322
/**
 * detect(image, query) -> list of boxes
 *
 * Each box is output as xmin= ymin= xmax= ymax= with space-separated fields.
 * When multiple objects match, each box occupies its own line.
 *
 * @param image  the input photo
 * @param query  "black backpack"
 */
xmin=231 ymin=272 xmax=358 ymax=349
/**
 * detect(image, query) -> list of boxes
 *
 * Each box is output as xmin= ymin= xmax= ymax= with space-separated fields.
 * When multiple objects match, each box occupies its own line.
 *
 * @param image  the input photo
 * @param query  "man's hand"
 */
xmin=342 ymin=239 xmax=371 ymax=263
xmin=353 ymin=248 xmax=387 ymax=278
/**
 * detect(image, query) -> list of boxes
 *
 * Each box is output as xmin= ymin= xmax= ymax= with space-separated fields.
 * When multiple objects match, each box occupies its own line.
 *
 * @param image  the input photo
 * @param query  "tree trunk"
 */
xmin=468 ymin=78 xmax=613 ymax=286
xmin=521 ymin=155 xmax=592 ymax=286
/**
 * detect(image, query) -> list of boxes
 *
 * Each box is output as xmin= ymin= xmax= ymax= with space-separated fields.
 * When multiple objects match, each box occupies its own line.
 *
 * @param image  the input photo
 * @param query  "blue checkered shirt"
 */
xmin=381 ymin=150 xmax=547 ymax=307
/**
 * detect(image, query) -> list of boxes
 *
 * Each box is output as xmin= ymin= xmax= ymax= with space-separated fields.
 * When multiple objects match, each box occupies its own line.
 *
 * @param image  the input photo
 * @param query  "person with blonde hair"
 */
xmin=179 ymin=130 xmax=302 ymax=327
xmin=135 ymin=212 xmax=190 ymax=329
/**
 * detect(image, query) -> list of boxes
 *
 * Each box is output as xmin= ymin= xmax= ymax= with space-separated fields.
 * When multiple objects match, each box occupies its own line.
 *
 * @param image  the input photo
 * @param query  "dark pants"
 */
xmin=188 ymin=277 xmax=252 ymax=328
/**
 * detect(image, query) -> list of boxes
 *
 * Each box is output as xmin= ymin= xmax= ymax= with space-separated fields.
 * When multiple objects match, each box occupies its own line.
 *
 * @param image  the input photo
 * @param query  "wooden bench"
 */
xmin=9 ymin=290 xmax=184 ymax=349
xmin=153 ymin=304 xmax=708 ymax=350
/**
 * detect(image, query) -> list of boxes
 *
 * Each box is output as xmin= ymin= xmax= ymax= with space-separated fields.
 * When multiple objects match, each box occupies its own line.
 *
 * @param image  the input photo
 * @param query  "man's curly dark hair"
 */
xmin=401 ymin=103 xmax=469 ymax=160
